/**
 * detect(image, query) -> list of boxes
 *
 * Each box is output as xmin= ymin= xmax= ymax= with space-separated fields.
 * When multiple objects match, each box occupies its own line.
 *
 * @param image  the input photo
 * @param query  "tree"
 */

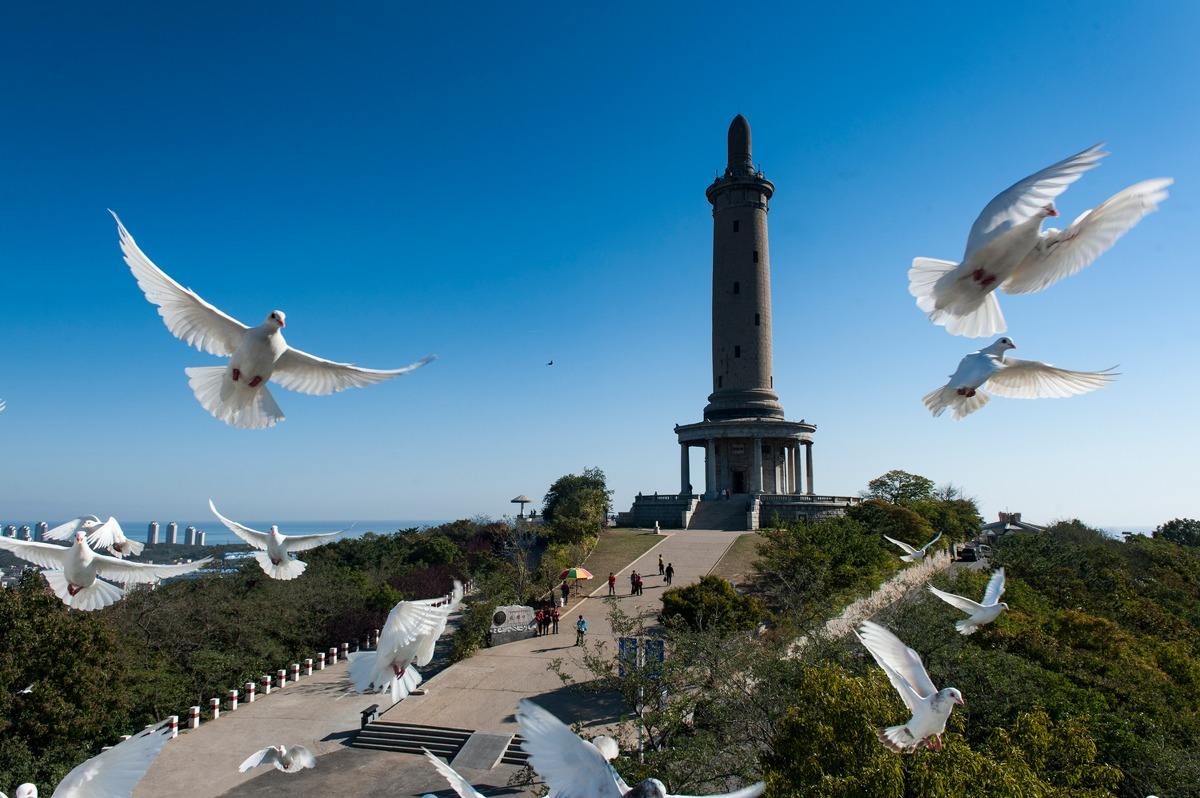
xmin=542 ymin=467 xmax=613 ymax=543
xmin=849 ymin=499 xmax=937 ymax=547
xmin=863 ymin=470 xmax=935 ymax=505
xmin=660 ymin=576 xmax=764 ymax=633
xmin=753 ymin=515 xmax=896 ymax=628
xmin=1153 ymin=518 xmax=1200 ymax=547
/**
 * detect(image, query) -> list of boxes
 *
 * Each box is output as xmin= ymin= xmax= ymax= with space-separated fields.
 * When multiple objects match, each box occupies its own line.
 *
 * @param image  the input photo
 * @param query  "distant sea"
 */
xmin=1 ymin=520 xmax=445 ymax=547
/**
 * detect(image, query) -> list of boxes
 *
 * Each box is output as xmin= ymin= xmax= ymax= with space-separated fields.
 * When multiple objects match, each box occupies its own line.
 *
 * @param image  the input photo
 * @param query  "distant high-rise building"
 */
xmin=167 ymin=521 xmax=178 ymax=545
xmin=35 ymin=521 xmax=48 ymax=541
xmin=147 ymin=522 xmax=160 ymax=546
xmin=4 ymin=525 xmax=15 ymax=538
xmin=185 ymin=526 xmax=197 ymax=546
xmin=20 ymin=525 xmax=32 ymax=541
xmin=197 ymin=530 xmax=206 ymax=546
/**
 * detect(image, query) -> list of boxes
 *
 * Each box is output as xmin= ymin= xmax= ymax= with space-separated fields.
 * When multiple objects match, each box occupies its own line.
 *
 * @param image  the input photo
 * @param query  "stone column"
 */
xmin=791 ymin=442 xmax=801 ymax=494
xmin=680 ymin=443 xmax=691 ymax=496
xmin=805 ymin=441 xmax=814 ymax=495
xmin=751 ymin=437 xmax=763 ymax=493
xmin=705 ymin=439 xmax=717 ymax=498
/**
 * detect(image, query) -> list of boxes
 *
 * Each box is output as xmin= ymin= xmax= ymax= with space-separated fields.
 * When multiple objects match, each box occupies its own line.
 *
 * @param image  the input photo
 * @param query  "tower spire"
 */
xmin=727 ymin=114 xmax=753 ymax=174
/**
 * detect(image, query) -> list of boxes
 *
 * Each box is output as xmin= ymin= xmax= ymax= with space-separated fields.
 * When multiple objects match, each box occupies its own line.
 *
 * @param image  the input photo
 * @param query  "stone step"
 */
xmin=350 ymin=721 xmax=473 ymax=757
xmin=687 ymin=497 xmax=749 ymax=531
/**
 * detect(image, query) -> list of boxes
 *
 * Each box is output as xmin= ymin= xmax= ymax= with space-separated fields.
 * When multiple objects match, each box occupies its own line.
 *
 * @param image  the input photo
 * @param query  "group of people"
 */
xmin=602 ymin=554 xmax=675 ymax=598
xmin=534 ymin=604 xmax=560 ymax=636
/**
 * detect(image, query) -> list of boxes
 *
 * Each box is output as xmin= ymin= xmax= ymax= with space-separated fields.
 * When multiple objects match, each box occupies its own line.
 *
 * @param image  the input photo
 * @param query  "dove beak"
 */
xmin=956 ymin=696 xmax=966 ymax=706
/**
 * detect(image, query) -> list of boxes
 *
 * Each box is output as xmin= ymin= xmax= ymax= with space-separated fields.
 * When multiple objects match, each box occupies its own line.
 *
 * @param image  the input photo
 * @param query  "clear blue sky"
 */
xmin=1 ymin=2 xmax=1196 ymax=528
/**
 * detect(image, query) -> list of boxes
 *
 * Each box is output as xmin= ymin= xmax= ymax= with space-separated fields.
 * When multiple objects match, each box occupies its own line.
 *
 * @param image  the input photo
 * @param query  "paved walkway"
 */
xmin=134 ymin=658 xmax=380 ymax=798
xmin=375 ymin=529 xmax=744 ymax=733
xmin=135 ymin=530 xmax=744 ymax=797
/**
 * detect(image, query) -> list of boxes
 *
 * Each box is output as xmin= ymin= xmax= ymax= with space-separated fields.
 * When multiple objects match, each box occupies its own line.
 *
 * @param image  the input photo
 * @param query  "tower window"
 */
xmin=753 ymin=250 xmax=760 ymax=263
xmin=770 ymin=376 xmax=774 ymax=388
xmin=718 ymin=376 xmax=723 ymax=388
xmin=733 ymin=281 xmax=740 ymax=295
xmin=755 ymin=312 xmax=760 ymax=326
xmin=733 ymin=220 xmax=740 ymax=233
xmin=734 ymin=345 xmax=741 ymax=358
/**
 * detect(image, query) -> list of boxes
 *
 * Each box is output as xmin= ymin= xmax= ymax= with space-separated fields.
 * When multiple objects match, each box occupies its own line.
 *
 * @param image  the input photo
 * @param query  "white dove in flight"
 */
xmin=856 ymin=621 xmax=964 ymax=753
xmin=44 ymin=516 xmax=144 ymax=559
xmin=909 ymin=143 xmax=1171 ymax=337
xmin=924 ymin=337 xmax=1117 ymax=420
xmin=209 ymin=500 xmax=346 ymax=580
xmin=517 ymin=699 xmax=765 ymax=798
xmin=0 ymin=722 xmax=170 ymax=798
xmin=112 ymin=213 xmax=436 ymax=429
xmin=348 ymin=581 xmax=464 ymax=703
xmin=0 ymin=530 xmax=210 ymax=611
xmin=238 ymin=744 xmax=316 ymax=774
xmin=929 ymin=568 xmax=1008 ymax=635
xmin=883 ymin=531 xmax=942 ymax=563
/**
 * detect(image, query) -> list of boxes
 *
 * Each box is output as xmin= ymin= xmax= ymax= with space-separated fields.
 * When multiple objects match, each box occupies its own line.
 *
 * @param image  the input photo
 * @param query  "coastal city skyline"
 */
xmin=2 ymin=4 xmax=1197 ymax=529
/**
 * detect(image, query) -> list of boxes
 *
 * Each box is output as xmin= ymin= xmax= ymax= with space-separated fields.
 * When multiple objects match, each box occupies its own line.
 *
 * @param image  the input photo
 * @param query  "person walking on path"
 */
xmin=560 ymin=580 xmax=570 ymax=605
xmin=607 ymin=572 xmax=616 ymax=596
xmin=575 ymin=615 xmax=588 ymax=646
xmin=634 ymin=572 xmax=643 ymax=596
xmin=629 ymin=570 xmax=637 ymax=595
xmin=551 ymin=606 xmax=560 ymax=634
xmin=535 ymin=607 xmax=545 ymax=636
xmin=664 ymin=562 xmax=674 ymax=585
xmin=658 ymin=554 xmax=665 ymax=576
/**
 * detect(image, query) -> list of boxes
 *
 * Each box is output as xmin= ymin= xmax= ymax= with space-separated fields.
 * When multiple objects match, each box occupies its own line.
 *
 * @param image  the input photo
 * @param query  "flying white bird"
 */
xmin=208 ymin=500 xmax=346 ymax=580
xmin=883 ymin=531 xmax=942 ymax=563
xmin=0 ymin=399 xmax=6 ymax=413
xmin=923 ymin=337 xmax=1117 ymax=420
xmin=422 ymin=750 xmax=486 ymax=798
xmin=517 ymin=699 xmax=765 ymax=798
xmin=348 ymin=581 xmax=464 ymax=703
xmin=0 ymin=723 xmax=171 ymax=798
xmin=909 ymin=144 xmax=1171 ymax=337
xmin=44 ymin=516 xmax=143 ymax=559
xmin=0 ymin=531 xmax=210 ymax=611
xmin=856 ymin=621 xmax=964 ymax=753
xmin=112 ymin=213 xmax=436 ymax=429
xmin=929 ymin=568 xmax=1008 ymax=635
xmin=238 ymin=744 xmax=316 ymax=774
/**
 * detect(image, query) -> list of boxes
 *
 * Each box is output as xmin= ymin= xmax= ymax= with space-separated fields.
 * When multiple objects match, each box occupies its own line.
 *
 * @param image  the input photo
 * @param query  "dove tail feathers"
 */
xmin=186 ymin=367 xmax=285 ymax=429
xmin=955 ymin=618 xmax=980 ymax=635
xmin=389 ymin=666 xmax=423 ymax=703
xmin=909 ymin=257 xmax=1007 ymax=338
xmin=923 ymin=385 xmax=991 ymax=420
xmin=42 ymin=570 xmax=124 ymax=611
xmin=878 ymin=725 xmax=918 ymax=753
xmin=253 ymin=551 xmax=306 ymax=580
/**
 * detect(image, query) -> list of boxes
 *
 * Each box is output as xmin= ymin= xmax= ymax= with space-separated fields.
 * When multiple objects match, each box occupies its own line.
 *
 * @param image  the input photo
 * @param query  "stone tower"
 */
xmin=704 ymin=114 xmax=783 ymax=422
xmin=627 ymin=115 xmax=859 ymax=530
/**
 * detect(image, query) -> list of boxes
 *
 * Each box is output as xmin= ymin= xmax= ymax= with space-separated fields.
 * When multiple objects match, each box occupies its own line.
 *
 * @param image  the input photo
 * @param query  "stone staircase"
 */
xmin=351 ymin=721 xmax=473 ymax=757
xmin=351 ymin=721 xmax=531 ymax=768
xmin=687 ymin=495 xmax=749 ymax=530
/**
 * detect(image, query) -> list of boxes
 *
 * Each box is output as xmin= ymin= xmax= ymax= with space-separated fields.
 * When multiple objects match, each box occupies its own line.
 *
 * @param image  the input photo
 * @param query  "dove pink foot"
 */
xmin=249 ymin=376 xmax=263 ymax=387
xmin=231 ymin=368 xmax=241 ymax=381
xmin=67 ymin=583 xmax=83 ymax=596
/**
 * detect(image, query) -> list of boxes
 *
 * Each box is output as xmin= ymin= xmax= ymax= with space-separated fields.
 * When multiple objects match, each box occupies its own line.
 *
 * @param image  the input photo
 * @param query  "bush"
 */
xmin=661 ymin=575 xmax=764 ymax=632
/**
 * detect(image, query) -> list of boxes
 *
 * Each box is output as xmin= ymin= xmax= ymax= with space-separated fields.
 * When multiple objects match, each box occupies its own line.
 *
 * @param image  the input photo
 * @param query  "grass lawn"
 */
xmin=563 ymin=527 xmax=663 ymax=603
xmin=707 ymin=532 xmax=761 ymax=587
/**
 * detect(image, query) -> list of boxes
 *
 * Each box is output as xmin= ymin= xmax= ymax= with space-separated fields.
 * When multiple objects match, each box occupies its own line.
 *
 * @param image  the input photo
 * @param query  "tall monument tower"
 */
xmin=627 ymin=115 xmax=859 ymax=530
xmin=704 ymin=115 xmax=783 ymax=422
